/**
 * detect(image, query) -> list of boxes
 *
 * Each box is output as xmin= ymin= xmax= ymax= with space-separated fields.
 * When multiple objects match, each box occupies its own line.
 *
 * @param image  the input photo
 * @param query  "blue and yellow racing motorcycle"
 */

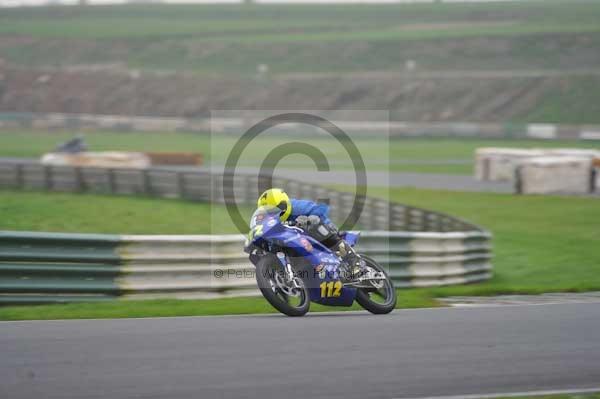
xmin=244 ymin=205 xmax=396 ymax=317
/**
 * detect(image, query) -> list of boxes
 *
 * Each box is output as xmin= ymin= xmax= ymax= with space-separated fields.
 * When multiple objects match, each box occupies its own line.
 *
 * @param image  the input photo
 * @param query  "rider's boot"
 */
xmin=336 ymin=241 xmax=367 ymax=283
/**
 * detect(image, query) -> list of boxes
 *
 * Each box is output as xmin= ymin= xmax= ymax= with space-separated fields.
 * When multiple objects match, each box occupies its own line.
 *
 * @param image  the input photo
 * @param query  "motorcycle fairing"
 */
xmin=250 ymin=207 xmax=357 ymax=307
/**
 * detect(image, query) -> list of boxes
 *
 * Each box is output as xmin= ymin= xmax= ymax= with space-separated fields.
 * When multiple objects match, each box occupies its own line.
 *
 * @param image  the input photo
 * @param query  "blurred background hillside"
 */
xmin=1 ymin=0 xmax=600 ymax=123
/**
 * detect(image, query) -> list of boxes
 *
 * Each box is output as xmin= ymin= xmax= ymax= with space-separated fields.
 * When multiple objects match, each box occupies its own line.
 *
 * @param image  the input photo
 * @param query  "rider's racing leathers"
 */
xmin=288 ymin=199 xmax=364 ymax=279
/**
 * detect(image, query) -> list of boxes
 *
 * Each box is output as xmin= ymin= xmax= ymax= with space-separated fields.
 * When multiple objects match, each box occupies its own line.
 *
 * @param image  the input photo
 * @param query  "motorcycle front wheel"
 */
xmin=255 ymin=256 xmax=310 ymax=317
xmin=355 ymin=255 xmax=397 ymax=314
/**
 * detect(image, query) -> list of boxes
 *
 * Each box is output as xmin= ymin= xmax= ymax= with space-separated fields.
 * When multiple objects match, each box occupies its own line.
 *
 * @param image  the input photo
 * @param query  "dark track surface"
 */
xmin=2 ymin=303 xmax=600 ymax=399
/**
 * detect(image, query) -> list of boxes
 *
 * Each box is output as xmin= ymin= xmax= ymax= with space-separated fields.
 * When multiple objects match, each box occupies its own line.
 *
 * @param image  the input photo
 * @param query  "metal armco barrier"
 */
xmin=0 ymin=158 xmax=493 ymax=304
xmin=0 ymin=231 xmax=492 ymax=305
xmin=0 ymin=231 xmax=122 ymax=304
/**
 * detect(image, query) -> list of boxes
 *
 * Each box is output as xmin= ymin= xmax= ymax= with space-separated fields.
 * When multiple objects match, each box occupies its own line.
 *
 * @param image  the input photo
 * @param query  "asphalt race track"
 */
xmin=2 ymin=303 xmax=600 ymax=399
xmin=213 ymin=166 xmax=515 ymax=193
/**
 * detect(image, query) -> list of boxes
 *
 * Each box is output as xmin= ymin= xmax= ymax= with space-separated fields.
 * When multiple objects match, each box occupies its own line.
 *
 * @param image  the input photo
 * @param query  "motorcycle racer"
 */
xmin=256 ymin=188 xmax=365 ymax=280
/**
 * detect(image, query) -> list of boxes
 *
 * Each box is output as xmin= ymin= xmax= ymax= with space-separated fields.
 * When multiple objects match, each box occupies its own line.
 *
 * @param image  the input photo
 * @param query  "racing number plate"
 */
xmin=319 ymin=280 xmax=342 ymax=298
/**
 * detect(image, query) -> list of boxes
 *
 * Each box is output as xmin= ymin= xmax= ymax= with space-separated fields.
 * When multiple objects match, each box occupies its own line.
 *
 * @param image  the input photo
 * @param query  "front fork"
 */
xmin=276 ymin=251 xmax=295 ymax=283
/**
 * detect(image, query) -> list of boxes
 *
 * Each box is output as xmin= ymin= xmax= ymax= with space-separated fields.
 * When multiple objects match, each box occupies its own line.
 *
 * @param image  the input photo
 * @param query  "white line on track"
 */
xmin=394 ymin=386 xmax=600 ymax=399
xmin=446 ymin=299 xmax=600 ymax=307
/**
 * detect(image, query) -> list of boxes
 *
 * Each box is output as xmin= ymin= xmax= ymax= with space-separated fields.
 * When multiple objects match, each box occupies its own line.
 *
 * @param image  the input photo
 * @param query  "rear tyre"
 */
xmin=255 ymin=256 xmax=310 ymax=317
xmin=355 ymin=255 xmax=397 ymax=314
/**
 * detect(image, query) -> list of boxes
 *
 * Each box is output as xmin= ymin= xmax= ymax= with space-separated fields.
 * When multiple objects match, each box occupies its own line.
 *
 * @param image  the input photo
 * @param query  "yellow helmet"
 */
xmin=257 ymin=188 xmax=292 ymax=222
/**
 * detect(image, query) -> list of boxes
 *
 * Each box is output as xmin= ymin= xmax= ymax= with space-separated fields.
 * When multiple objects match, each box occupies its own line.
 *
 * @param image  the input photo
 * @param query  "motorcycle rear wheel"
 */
xmin=255 ymin=256 xmax=310 ymax=317
xmin=355 ymin=255 xmax=397 ymax=314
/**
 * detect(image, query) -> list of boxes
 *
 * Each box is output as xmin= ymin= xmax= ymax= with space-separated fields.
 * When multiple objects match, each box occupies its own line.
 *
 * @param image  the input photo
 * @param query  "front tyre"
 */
xmin=255 ymin=256 xmax=310 ymax=317
xmin=355 ymin=255 xmax=397 ymax=314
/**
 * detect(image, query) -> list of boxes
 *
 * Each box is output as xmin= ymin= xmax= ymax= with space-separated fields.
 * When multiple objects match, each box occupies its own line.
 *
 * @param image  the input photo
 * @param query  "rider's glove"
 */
xmin=307 ymin=215 xmax=321 ymax=225
xmin=295 ymin=215 xmax=309 ymax=229
xmin=295 ymin=215 xmax=321 ymax=230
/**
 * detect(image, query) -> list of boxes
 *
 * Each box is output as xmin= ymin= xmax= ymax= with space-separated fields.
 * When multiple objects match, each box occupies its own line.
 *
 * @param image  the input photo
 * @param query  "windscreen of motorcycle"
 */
xmin=249 ymin=205 xmax=281 ymax=229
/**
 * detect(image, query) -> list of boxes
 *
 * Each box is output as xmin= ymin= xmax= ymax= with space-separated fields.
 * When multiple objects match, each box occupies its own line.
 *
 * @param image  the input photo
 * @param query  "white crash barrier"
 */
xmin=595 ymin=159 xmax=600 ymax=191
xmin=115 ymin=231 xmax=492 ymax=299
xmin=540 ymin=148 xmax=600 ymax=159
xmin=516 ymin=156 xmax=593 ymax=194
xmin=475 ymin=148 xmax=600 ymax=194
xmin=526 ymin=124 xmax=557 ymax=139
xmin=41 ymin=152 xmax=151 ymax=169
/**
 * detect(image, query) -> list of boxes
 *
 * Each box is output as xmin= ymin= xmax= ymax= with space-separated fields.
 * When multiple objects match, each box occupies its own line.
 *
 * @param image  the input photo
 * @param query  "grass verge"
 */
xmin=2 ymin=2 xmax=599 ymax=41
xmin=384 ymin=187 xmax=600 ymax=297
xmin=0 ymin=190 xmax=247 ymax=234
xmin=0 ymin=290 xmax=440 ymax=321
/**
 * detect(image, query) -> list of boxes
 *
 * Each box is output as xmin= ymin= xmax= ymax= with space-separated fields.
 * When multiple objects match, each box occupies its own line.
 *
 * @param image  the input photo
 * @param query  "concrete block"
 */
xmin=475 ymin=147 xmax=545 ymax=181
xmin=517 ymin=156 xmax=593 ymax=194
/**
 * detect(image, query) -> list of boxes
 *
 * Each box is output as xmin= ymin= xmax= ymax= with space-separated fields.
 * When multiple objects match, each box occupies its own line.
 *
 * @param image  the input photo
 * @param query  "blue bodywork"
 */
xmin=248 ymin=206 xmax=358 ymax=307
